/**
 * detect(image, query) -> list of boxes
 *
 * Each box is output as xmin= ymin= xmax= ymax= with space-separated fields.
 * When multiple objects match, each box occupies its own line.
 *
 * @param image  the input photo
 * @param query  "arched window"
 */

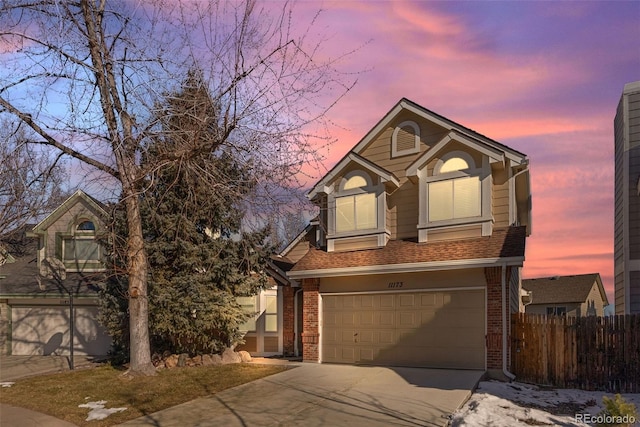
xmin=428 ymin=152 xmax=481 ymax=222
xmin=76 ymin=220 xmax=96 ymax=231
xmin=335 ymin=171 xmax=377 ymax=233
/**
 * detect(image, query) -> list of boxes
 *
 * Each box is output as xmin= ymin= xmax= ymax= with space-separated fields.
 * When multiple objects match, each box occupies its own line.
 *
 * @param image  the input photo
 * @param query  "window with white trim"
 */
xmin=238 ymin=296 xmax=257 ymax=332
xmin=335 ymin=173 xmax=377 ymax=233
xmin=428 ymin=153 xmax=482 ymax=222
xmin=62 ymin=220 xmax=104 ymax=269
xmin=264 ymin=295 xmax=278 ymax=332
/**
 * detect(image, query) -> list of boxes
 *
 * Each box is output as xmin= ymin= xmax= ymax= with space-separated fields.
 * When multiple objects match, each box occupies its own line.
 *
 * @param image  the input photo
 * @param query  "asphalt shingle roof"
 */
xmin=291 ymin=226 xmax=526 ymax=272
xmin=522 ymin=273 xmax=606 ymax=305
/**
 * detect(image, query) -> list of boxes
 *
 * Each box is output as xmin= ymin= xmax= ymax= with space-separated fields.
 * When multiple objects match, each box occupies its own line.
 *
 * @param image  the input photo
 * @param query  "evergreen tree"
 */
xmin=100 ymin=72 xmax=273 ymax=357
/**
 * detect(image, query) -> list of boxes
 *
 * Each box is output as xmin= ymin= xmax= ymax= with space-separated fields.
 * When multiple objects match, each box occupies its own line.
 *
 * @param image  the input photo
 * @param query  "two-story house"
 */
xmin=0 ymin=190 xmax=112 ymax=356
xmin=278 ymin=98 xmax=531 ymax=378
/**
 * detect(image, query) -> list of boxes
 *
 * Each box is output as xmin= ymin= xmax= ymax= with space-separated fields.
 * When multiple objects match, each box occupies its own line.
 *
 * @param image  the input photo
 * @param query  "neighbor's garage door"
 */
xmin=322 ymin=289 xmax=485 ymax=369
xmin=11 ymin=306 xmax=111 ymax=356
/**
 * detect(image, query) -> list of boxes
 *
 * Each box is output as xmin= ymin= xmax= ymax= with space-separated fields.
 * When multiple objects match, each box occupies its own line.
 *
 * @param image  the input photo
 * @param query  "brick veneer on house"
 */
xmin=301 ymin=278 xmax=320 ymax=362
xmin=485 ymin=266 xmax=511 ymax=371
xmin=282 ymin=284 xmax=295 ymax=356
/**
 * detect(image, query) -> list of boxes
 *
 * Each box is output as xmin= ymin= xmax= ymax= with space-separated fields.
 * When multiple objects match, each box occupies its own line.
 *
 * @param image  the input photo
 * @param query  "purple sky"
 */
xmin=287 ymin=0 xmax=640 ymax=303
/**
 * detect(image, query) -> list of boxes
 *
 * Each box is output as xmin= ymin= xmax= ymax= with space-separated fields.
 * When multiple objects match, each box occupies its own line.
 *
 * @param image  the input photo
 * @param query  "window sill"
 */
xmin=418 ymin=215 xmax=493 ymax=230
xmin=327 ymin=228 xmax=389 ymax=240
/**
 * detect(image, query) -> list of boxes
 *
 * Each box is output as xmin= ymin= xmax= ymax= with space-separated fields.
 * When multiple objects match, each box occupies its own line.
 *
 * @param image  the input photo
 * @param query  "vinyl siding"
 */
xmin=492 ymin=167 xmax=511 ymax=227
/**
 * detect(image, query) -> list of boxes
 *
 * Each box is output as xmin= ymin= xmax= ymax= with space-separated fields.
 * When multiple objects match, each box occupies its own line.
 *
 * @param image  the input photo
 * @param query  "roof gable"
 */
xmin=31 ymin=190 xmax=108 ymax=234
xmin=352 ymin=98 xmax=527 ymax=165
xmin=308 ymin=153 xmax=400 ymax=199
xmin=522 ymin=274 xmax=609 ymax=305
xmin=406 ymin=130 xmax=505 ymax=178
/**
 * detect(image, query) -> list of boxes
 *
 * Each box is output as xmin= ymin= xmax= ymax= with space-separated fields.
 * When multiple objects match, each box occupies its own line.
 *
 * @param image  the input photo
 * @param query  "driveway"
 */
xmin=120 ymin=363 xmax=483 ymax=427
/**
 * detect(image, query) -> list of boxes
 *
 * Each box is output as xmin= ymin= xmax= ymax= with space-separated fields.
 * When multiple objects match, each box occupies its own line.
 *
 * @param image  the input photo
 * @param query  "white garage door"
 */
xmin=11 ymin=306 xmax=112 ymax=356
xmin=322 ymin=289 xmax=485 ymax=369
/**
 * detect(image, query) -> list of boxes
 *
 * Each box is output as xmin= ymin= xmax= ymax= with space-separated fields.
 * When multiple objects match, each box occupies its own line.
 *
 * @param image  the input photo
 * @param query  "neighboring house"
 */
xmin=522 ymin=274 xmax=609 ymax=317
xmin=278 ymin=98 xmax=532 ymax=378
xmin=0 ymin=190 xmax=112 ymax=356
xmin=614 ymin=81 xmax=640 ymax=314
xmin=234 ymin=256 xmax=294 ymax=356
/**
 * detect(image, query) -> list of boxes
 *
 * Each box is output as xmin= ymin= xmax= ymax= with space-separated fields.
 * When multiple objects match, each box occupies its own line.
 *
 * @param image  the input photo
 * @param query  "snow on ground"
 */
xmin=0 ymin=382 xmax=15 ymax=388
xmin=451 ymin=381 xmax=640 ymax=426
xmin=78 ymin=400 xmax=127 ymax=421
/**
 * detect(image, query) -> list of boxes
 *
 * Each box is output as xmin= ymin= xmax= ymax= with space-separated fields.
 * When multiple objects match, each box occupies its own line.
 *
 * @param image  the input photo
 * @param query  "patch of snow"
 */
xmin=451 ymin=381 xmax=640 ymax=427
xmin=0 ymin=382 xmax=15 ymax=388
xmin=78 ymin=400 xmax=127 ymax=421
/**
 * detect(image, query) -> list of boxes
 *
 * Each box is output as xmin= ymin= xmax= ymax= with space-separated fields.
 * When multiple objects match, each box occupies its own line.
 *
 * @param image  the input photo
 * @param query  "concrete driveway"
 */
xmin=120 ymin=363 xmax=483 ymax=427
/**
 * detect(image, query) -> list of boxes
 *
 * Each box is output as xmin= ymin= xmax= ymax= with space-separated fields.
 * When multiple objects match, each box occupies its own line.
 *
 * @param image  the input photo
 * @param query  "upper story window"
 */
xmin=62 ymin=218 xmax=104 ymax=270
xmin=335 ymin=172 xmax=377 ymax=233
xmin=428 ymin=152 xmax=481 ymax=222
xmin=392 ymin=121 xmax=420 ymax=157
xmin=76 ymin=220 xmax=96 ymax=231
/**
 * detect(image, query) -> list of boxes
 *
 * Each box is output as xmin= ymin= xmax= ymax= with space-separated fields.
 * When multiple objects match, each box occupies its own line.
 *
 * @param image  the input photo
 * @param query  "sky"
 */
xmin=1 ymin=0 xmax=638 ymax=304
xmin=283 ymin=0 xmax=640 ymax=304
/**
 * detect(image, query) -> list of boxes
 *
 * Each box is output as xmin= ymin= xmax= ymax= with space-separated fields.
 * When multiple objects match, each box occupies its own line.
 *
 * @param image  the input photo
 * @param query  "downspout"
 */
xmin=294 ymin=288 xmax=303 ymax=357
xmin=502 ymin=262 xmax=516 ymax=380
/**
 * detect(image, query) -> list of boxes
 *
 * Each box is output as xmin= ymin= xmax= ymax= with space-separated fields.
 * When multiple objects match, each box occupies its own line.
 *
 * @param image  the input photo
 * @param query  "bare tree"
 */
xmin=0 ymin=0 xmax=354 ymax=375
xmin=0 ymin=119 xmax=67 ymax=235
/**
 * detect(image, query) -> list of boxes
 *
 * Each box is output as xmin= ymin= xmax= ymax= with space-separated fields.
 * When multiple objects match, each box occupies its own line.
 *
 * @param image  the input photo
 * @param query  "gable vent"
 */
xmin=391 ymin=120 xmax=420 ymax=157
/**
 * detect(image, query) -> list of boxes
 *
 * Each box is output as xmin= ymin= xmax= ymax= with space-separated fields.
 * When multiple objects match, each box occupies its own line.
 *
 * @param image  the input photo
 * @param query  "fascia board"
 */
xmin=288 ymin=256 xmax=525 ymax=279
xmin=308 ymin=153 xmax=399 ymax=199
xmin=280 ymin=224 xmax=312 ymax=257
xmin=406 ymin=131 xmax=504 ymax=176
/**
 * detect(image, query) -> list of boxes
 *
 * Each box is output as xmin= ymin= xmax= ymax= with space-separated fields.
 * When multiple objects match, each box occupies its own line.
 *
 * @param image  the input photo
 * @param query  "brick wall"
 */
xmin=301 ymin=278 xmax=320 ymax=362
xmin=485 ymin=266 xmax=511 ymax=371
xmin=282 ymin=285 xmax=295 ymax=356
xmin=0 ymin=301 xmax=9 ymax=355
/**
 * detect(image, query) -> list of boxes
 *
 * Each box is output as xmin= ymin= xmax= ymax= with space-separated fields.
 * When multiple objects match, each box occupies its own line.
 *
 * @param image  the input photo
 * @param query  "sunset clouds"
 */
xmin=289 ymin=0 xmax=640 ymax=302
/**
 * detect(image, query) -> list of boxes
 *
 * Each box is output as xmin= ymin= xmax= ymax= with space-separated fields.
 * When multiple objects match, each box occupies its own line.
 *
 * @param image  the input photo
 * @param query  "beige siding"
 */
xmin=44 ymin=199 xmax=104 ymax=260
xmin=492 ymin=167 xmax=510 ymax=227
xmin=426 ymin=224 xmax=483 ymax=242
xmin=286 ymin=240 xmax=310 ymax=264
xmin=579 ymin=283 xmax=607 ymax=316
xmin=388 ymin=182 xmax=419 ymax=239
xmin=332 ymin=235 xmax=379 ymax=252
xmin=320 ymin=269 xmax=486 ymax=294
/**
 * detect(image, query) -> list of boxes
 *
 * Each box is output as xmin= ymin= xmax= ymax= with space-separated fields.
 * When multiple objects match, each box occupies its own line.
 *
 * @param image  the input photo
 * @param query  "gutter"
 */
xmin=502 ymin=262 xmax=516 ymax=380
xmin=288 ymin=256 xmax=525 ymax=279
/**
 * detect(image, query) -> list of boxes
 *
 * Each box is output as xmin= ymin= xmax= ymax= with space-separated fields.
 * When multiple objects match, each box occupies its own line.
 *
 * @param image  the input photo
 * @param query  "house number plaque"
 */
xmin=388 ymin=281 xmax=403 ymax=288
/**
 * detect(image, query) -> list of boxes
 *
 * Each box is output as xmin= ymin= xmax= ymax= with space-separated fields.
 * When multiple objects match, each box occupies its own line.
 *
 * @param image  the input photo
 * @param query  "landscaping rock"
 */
xmin=238 ymin=351 xmax=252 ymax=363
xmin=190 ymin=355 xmax=203 ymax=366
xmin=177 ymin=353 xmax=189 ymax=367
xmin=221 ymin=348 xmax=241 ymax=364
xmin=210 ymin=354 xmax=223 ymax=365
xmin=165 ymin=354 xmax=179 ymax=368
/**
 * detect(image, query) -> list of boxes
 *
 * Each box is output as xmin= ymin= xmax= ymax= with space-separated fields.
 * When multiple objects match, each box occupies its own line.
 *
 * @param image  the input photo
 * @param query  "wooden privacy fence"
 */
xmin=511 ymin=313 xmax=640 ymax=392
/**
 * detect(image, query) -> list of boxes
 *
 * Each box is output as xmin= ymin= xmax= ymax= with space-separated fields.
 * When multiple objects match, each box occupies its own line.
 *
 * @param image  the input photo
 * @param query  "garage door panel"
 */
xmin=322 ymin=289 xmax=485 ymax=369
xmin=12 ymin=306 xmax=111 ymax=356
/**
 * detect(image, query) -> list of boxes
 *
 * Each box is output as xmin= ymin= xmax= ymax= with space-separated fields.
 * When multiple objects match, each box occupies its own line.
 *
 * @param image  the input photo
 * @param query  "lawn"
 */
xmin=0 ymin=363 xmax=287 ymax=426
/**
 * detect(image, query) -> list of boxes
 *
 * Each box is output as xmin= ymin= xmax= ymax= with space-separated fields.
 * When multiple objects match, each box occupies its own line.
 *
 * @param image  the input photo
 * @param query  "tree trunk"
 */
xmin=122 ymin=184 xmax=155 ymax=375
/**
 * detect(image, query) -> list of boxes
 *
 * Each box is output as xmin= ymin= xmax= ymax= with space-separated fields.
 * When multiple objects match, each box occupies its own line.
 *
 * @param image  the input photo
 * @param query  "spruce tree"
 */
xmin=100 ymin=72 xmax=273 ymax=357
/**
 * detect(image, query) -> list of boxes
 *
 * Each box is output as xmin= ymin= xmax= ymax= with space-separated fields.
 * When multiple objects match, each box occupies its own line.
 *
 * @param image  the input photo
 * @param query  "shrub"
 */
xmin=596 ymin=394 xmax=638 ymax=427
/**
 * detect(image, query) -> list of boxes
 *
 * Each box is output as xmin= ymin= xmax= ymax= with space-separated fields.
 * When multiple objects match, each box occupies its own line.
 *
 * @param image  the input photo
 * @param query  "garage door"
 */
xmin=322 ymin=289 xmax=485 ymax=369
xmin=11 ymin=306 xmax=112 ymax=356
